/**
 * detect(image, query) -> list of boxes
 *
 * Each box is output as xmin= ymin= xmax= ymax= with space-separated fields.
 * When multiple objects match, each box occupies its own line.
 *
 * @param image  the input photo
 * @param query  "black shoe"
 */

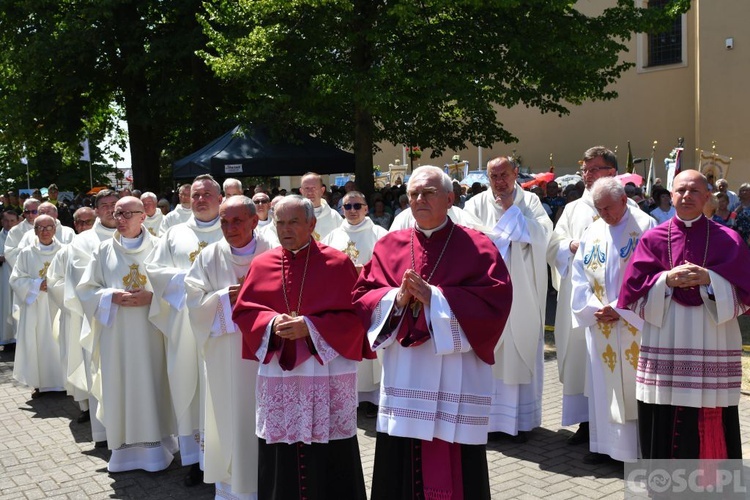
xmin=95 ymin=440 xmax=108 ymax=449
xmin=77 ymin=410 xmax=91 ymax=423
xmin=583 ymin=452 xmax=610 ymax=465
xmin=567 ymin=422 xmax=589 ymax=445
xmin=184 ymin=463 xmax=204 ymax=487
xmin=365 ymin=403 xmax=378 ymax=418
xmin=511 ymin=431 xmax=529 ymax=444
xmin=30 ymin=388 xmax=42 ymax=399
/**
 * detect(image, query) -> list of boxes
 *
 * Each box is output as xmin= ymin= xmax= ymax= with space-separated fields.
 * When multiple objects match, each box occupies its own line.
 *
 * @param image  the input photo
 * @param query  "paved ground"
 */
xmin=2 ymin=343 xmax=749 ymax=499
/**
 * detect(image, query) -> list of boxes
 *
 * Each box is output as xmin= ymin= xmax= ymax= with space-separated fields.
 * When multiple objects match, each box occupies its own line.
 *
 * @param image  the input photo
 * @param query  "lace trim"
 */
xmin=257 ymin=373 xmax=357 ymax=444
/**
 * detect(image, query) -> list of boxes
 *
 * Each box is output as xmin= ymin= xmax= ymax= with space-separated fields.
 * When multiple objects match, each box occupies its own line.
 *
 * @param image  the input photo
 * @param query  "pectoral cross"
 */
xmin=410 ymin=299 xmax=421 ymax=318
xmin=290 ymin=311 xmax=298 ymax=318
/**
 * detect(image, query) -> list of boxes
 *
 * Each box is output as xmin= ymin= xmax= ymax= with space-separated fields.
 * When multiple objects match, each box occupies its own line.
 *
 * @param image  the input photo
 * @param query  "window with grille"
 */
xmin=648 ymin=0 xmax=683 ymax=67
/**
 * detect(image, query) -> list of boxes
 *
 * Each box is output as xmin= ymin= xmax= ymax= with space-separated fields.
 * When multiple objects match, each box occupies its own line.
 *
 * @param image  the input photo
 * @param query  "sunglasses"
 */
xmin=343 ymin=203 xmax=364 ymax=211
xmin=23 ymin=209 xmax=39 ymax=215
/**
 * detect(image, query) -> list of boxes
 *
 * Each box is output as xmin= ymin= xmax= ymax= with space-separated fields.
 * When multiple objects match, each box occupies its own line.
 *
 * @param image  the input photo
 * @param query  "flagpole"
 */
xmin=646 ymin=140 xmax=657 ymax=197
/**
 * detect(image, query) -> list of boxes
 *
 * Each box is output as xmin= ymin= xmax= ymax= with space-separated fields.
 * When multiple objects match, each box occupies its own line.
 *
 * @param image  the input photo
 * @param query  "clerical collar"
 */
xmin=287 ymin=240 xmax=311 ymax=256
xmin=39 ymin=241 xmax=56 ymax=251
xmin=231 ymin=237 xmax=257 ymax=256
xmin=343 ymin=218 xmax=368 ymax=231
xmin=415 ymin=217 xmax=449 ymax=238
xmin=195 ymin=215 xmax=219 ymax=228
xmin=676 ymin=214 xmax=703 ymax=228
xmin=120 ymin=231 xmax=144 ymax=249
xmin=258 ymin=218 xmax=271 ymax=227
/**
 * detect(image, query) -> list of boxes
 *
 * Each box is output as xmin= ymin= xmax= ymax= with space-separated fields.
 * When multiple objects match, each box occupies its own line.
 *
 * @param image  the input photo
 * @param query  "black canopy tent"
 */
xmin=172 ymin=125 xmax=355 ymax=179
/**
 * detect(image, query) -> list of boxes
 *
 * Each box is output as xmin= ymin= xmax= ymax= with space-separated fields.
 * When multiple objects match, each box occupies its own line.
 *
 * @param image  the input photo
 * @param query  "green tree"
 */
xmin=201 ymin=0 xmax=688 ymax=195
xmin=0 ymin=0 xmax=242 ymax=193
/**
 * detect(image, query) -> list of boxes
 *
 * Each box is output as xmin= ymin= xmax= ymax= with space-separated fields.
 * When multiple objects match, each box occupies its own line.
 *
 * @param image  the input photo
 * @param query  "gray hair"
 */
xmin=409 ymin=165 xmax=452 ymax=193
xmin=591 ymin=177 xmax=625 ymax=204
xmin=38 ymin=201 xmax=58 ymax=218
xmin=223 ymin=178 xmax=243 ymax=192
xmin=273 ymin=194 xmax=315 ymax=223
xmin=221 ymin=195 xmax=256 ymax=217
xmin=141 ymin=191 xmax=158 ymax=202
xmin=23 ymin=197 xmax=41 ymax=210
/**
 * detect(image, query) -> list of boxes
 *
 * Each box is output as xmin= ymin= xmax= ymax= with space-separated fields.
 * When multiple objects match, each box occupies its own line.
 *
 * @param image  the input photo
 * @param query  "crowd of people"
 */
xmin=0 ymin=149 xmax=749 ymax=499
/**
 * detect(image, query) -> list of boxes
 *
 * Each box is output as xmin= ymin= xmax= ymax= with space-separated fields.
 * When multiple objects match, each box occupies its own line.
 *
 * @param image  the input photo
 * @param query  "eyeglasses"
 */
xmin=112 ymin=210 xmax=144 ymax=219
xmin=253 ymin=199 xmax=270 ymax=205
xmin=75 ymin=219 xmax=95 ymax=226
xmin=579 ymin=166 xmax=614 ymax=175
xmin=343 ymin=203 xmax=364 ymax=211
xmin=23 ymin=209 xmax=39 ymax=215
xmin=35 ymin=225 xmax=55 ymax=232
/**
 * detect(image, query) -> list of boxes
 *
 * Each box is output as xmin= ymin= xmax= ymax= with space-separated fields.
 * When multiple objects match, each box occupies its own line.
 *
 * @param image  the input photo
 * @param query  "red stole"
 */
xmin=353 ymin=220 xmax=512 ymax=365
xmin=233 ymin=240 xmax=367 ymax=369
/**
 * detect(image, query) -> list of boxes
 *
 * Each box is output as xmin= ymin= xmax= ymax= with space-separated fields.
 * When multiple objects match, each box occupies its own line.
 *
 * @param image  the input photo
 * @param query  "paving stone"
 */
xmin=3 ymin=348 xmax=750 ymax=499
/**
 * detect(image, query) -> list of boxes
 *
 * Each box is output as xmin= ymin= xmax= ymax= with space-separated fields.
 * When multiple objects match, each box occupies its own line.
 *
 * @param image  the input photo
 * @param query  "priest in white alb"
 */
xmin=10 ymin=215 xmax=66 ymax=398
xmin=77 ymin=196 xmax=176 ymax=472
xmin=147 ymin=174 xmax=225 ymax=486
xmin=547 ymin=146 xmax=636 ymax=445
xmin=322 ymin=190 xmax=388 ymax=411
xmin=141 ymin=192 xmax=164 ymax=237
xmin=464 ymin=156 xmax=552 ymax=442
xmin=47 ymin=207 xmax=99 ymax=422
xmin=299 ymin=172 xmax=342 ymax=241
xmin=159 ymin=183 xmax=192 ymax=233
xmin=1 ymin=209 xmax=21 ymax=347
xmin=185 ymin=195 xmax=277 ymax=500
xmin=570 ymin=177 xmax=655 ymax=464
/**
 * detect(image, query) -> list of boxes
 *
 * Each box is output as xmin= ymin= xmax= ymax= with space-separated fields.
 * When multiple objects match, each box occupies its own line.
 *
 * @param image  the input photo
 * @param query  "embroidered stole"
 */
xmin=583 ymin=216 xmax=644 ymax=423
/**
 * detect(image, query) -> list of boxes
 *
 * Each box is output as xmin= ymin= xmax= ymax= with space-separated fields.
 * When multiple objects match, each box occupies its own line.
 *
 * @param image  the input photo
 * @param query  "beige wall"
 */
xmin=373 ymin=1 xmax=749 ymax=191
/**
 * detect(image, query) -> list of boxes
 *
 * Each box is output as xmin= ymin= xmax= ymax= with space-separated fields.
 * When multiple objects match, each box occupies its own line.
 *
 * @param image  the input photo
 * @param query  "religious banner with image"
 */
xmin=698 ymin=150 xmax=731 ymax=187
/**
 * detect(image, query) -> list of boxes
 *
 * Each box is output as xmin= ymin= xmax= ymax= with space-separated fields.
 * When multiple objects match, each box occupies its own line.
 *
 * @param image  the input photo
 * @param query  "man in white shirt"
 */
xmin=299 ymin=172 xmax=342 ymax=240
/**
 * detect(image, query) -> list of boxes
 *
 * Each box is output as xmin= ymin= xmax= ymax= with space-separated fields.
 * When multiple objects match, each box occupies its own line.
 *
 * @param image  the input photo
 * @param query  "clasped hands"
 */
xmin=273 ymin=314 xmax=310 ymax=340
xmin=395 ymin=269 xmax=432 ymax=310
xmin=594 ymin=305 xmax=620 ymax=324
xmin=666 ymin=262 xmax=710 ymax=289
xmin=112 ymin=288 xmax=152 ymax=307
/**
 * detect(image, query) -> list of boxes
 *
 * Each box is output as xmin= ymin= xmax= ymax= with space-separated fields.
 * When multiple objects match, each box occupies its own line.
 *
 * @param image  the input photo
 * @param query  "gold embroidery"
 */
xmin=38 ymin=262 xmax=51 ymax=279
xmin=312 ymin=230 xmax=321 ymax=241
xmin=625 ymin=341 xmax=640 ymax=371
xmin=602 ymin=344 xmax=616 ymax=373
xmin=592 ymin=279 xmax=605 ymax=303
xmin=189 ymin=241 xmax=208 ymax=263
xmin=148 ymin=227 xmax=156 ymax=236
xmin=623 ymin=320 xmax=639 ymax=337
xmin=597 ymin=320 xmax=612 ymax=340
xmin=344 ymin=240 xmax=360 ymax=263
xmin=592 ymin=214 xmax=600 ymax=222
xmin=122 ymin=264 xmax=147 ymax=291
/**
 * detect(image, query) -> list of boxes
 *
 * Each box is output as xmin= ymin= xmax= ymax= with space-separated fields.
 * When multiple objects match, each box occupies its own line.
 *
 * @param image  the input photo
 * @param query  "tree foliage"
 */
xmin=0 ymin=0 xmax=242 ymax=193
xmin=201 ymin=0 xmax=689 ymax=194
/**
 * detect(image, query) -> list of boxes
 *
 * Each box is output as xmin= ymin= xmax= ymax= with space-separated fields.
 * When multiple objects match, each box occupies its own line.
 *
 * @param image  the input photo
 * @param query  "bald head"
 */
xmin=671 ymin=170 xmax=711 ymax=220
xmin=38 ymin=202 xmax=59 ymax=219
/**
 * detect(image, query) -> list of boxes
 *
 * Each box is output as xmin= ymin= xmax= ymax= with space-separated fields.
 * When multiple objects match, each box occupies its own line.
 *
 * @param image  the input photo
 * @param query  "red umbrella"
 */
xmin=616 ymin=173 xmax=643 ymax=186
xmin=521 ymin=171 xmax=555 ymax=189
